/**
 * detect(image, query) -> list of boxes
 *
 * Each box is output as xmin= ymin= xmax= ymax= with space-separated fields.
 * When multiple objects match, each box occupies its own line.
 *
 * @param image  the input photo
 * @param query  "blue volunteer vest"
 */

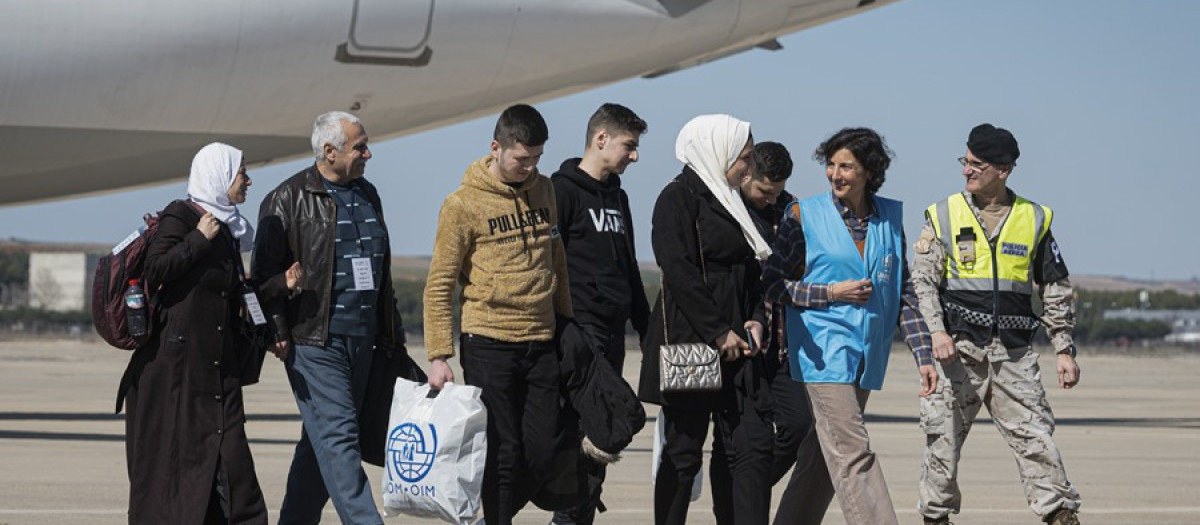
xmin=785 ymin=193 xmax=904 ymax=390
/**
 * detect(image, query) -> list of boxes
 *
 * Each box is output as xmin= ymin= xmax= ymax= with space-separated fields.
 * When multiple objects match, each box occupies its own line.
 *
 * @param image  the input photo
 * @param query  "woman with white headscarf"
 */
xmin=118 ymin=142 xmax=299 ymax=525
xmin=638 ymin=115 xmax=774 ymax=525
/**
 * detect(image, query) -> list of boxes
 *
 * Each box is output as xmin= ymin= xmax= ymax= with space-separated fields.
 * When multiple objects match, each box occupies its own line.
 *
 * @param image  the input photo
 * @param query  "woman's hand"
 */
xmin=829 ymin=278 xmax=872 ymax=304
xmin=715 ymin=330 xmax=749 ymax=361
xmin=196 ymin=212 xmax=220 ymax=240
xmin=918 ymin=364 xmax=938 ymax=397
xmin=743 ymin=321 xmax=764 ymax=357
xmin=284 ymin=262 xmax=303 ymax=291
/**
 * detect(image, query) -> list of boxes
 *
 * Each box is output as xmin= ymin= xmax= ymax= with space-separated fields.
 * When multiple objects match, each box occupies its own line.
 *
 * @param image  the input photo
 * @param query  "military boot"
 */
xmin=924 ymin=517 xmax=953 ymax=525
xmin=1046 ymin=508 xmax=1080 ymax=525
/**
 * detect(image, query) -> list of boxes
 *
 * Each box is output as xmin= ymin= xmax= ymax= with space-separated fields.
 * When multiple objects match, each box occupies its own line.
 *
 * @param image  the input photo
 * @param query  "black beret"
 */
xmin=967 ymin=123 xmax=1019 ymax=165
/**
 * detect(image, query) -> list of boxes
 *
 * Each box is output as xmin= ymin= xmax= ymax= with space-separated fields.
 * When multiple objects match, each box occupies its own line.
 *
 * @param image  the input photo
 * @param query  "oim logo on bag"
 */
xmin=386 ymin=422 xmax=439 ymax=484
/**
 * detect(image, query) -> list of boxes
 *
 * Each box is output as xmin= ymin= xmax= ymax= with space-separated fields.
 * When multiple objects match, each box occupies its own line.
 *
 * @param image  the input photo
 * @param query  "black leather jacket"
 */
xmin=252 ymin=166 xmax=404 ymax=347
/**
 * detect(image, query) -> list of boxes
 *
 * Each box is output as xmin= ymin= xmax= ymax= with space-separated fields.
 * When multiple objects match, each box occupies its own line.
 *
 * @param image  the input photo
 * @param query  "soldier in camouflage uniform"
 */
xmin=912 ymin=124 xmax=1082 ymax=525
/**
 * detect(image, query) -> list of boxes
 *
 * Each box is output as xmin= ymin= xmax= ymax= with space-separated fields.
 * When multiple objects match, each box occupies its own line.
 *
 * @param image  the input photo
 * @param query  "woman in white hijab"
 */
xmin=638 ymin=115 xmax=774 ymax=525
xmin=187 ymin=142 xmax=255 ymax=250
xmin=120 ymin=142 xmax=298 ymax=525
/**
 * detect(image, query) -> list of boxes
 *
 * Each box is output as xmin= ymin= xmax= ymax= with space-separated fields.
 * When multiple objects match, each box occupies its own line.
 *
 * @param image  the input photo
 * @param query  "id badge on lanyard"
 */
xmin=351 ymin=257 xmax=375 ymax=291
xmin=243 ymin=289 xmax=268 ymax=326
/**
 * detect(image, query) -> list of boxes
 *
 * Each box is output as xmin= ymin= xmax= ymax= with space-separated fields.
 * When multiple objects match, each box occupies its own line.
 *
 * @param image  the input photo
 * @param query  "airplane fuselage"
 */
xmin=0 ymin=0 xmax=896 ymax=204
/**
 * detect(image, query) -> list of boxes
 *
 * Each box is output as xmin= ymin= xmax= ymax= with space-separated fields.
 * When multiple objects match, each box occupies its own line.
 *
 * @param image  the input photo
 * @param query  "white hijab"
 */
xmin=186 ymin=142 xmax=255 ymax=251
xmin=674 ymin=115 xmax=772 ymax=260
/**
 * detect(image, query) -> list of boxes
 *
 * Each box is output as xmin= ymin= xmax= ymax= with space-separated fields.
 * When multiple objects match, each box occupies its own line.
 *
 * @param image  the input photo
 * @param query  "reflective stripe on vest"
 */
xmin=927 ymin=193 xmax=1051 ymax=294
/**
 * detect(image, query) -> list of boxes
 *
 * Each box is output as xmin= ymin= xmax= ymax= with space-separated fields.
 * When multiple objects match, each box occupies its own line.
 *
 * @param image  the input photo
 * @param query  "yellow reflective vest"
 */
xmin=926 ymin=192 xmax=1052 ymax=348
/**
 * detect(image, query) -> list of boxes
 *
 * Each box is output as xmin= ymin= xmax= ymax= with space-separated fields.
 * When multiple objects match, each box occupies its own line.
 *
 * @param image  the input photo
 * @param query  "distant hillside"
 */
xmin=3 ymin=241 xmax=1195 ymax=294
xmin=1070 ymin=275 xmax=1200 ymax=294
xmin=396 ymin=256 xmax=1200 ymax=294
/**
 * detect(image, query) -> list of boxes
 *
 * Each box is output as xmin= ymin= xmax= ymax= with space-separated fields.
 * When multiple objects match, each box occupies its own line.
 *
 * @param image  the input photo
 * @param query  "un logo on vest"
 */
xmin=386 ymin=422 xmax=438 ymax=482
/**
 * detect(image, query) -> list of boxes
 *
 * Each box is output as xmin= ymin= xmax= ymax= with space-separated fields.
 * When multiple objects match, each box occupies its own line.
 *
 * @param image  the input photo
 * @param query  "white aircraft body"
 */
xmin=0 ymin=0 xmax=898 ymax=205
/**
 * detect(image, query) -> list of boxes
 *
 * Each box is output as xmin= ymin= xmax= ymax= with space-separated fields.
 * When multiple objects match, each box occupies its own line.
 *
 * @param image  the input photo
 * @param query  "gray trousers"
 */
xmin=781 ymin=383 xmax=898 ymax=525
xmin=918 ymin=340 xmax=1082 ymax=520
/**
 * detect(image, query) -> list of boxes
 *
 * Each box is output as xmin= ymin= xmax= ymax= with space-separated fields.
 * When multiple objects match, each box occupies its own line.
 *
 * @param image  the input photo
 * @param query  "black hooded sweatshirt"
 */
xmin=552 ymin=158 xmax=651 ymax=337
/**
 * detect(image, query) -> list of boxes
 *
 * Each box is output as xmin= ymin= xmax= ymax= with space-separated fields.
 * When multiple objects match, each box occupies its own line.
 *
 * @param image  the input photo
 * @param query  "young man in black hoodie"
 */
xmin=550 ymin=103 xmax=651 ymax=525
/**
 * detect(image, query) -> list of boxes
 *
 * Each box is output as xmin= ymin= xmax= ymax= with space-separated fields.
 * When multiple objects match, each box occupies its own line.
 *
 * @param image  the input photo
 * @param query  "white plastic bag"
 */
xmin=381 ymin=380 xmax=487 ymax=524
xmin=650 ymin=410 xmax=702 ymax=502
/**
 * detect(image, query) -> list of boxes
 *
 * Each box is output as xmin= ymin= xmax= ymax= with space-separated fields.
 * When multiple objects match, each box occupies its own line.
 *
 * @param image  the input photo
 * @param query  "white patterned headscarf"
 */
xmin=675 ymin=115 xmax=771 ymax=260
xmin=186 ymin=142 xmax=254 ymax=251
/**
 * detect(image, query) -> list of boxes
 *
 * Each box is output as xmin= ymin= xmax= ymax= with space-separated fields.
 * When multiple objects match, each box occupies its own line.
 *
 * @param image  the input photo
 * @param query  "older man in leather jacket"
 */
xmin=253 ymin=111 xmax=404 ymax=525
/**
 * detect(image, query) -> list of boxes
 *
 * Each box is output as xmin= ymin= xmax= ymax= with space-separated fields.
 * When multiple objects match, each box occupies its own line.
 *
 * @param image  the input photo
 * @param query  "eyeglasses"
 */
xmin=957 ymin=156 xmax=990 ymax=173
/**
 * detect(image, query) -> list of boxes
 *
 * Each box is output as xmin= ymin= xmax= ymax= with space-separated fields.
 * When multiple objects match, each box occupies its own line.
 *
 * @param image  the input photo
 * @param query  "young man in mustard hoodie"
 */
xmin=424 ymin=104 xmax=573 ymax=525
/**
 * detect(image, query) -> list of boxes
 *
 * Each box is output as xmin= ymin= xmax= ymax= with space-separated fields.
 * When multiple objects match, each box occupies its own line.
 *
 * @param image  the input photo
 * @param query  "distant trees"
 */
xmin=1073 ymin=289 xmax=1200 ymax=344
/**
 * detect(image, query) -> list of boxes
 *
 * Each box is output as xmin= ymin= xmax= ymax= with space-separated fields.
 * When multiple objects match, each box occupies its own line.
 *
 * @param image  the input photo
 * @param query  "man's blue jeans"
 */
xmin=279 ymin=334 xmax=381 ymax=525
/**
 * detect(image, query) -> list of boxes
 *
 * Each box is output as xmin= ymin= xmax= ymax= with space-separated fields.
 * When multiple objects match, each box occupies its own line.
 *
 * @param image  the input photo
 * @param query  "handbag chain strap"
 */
xmin=661 ymin=220 xmax=706 ymax=344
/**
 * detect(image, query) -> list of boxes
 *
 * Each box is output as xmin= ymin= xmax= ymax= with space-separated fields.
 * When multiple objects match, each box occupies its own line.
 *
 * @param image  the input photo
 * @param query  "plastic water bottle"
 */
xmin=876 ymin=254 xmax=896 ymax=286
xmin=125 ymin=279 xmax=148 ymax=337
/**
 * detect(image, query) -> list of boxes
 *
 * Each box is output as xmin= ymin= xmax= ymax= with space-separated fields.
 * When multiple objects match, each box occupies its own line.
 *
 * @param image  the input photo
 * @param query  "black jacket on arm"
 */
xmin=552 ymin=158 xmax=651 ymax=337
xmin=251 ymin=166 xmax=404 ymax=347
xmin=638 ymin=168 xmax=768 ymax=408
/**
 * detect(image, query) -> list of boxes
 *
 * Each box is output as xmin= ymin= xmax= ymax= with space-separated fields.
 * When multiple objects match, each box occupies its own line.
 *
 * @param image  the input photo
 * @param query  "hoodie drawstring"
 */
xmin=510 ymin=188 xmax=532 ymax=258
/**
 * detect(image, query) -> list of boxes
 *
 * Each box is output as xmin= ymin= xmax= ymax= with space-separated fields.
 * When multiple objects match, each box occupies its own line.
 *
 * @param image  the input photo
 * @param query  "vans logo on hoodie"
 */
xmin=588 ymin=208 xmax=625 ymax=234
xmin=488 ymin=207 xmax=552 ymax=235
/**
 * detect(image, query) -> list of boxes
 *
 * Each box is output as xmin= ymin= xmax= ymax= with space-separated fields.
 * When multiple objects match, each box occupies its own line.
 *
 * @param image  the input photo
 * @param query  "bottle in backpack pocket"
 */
xmin=125 ymin=279 xmax=148 ymax=338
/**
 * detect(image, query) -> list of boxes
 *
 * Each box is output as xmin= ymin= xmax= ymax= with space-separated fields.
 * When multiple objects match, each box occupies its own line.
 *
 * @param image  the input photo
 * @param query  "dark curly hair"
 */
xmin=751 ymin=141 xmax=793 ymax=182
xmin=812 ymin=127 xmax=894 ymax=195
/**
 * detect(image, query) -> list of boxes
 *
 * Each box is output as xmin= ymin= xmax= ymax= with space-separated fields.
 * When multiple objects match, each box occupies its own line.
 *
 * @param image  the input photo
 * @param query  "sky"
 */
xmin=2 ymin=0 xmax=1198 ymax=280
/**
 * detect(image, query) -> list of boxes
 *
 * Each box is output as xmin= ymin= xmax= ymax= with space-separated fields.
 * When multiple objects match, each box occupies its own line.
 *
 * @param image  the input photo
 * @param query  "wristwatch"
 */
xmin=1056 ymin=345 xmax=1077 ymax=358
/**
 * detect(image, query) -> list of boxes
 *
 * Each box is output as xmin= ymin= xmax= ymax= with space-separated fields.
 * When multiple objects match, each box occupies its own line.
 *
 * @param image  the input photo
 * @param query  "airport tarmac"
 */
xmin=2 ymin=340 xmax=1198 ymax=525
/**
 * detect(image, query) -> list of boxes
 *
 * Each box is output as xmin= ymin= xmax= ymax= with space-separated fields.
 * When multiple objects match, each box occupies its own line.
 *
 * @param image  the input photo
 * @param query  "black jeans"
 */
xmin=461 ymin=333 xmax=561 ymax=525
xmin=553 ymin=324 xmax=625 ymax=525
xmin=768 ymin=358 xmax=816 ymax=484
xmin=657 ymin=402 xmax=773 ymax=525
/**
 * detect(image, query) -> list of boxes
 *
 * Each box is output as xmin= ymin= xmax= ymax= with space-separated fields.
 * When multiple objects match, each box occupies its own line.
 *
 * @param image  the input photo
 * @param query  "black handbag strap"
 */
xmin=661 ymin=220 xmax=706 ymax=344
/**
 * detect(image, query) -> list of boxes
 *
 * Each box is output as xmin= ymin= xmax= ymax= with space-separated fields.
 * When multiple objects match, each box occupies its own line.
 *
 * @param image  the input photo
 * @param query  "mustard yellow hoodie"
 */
xmin=423 ymin=155 xmax=573 ymax=360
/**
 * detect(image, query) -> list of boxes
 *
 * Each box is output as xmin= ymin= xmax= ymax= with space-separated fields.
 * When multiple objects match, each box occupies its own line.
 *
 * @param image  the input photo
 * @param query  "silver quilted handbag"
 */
xmin=658 ymin=219 xmax=722 ymax=393
xmin=659 ymin=341 xmax=721 ymax=392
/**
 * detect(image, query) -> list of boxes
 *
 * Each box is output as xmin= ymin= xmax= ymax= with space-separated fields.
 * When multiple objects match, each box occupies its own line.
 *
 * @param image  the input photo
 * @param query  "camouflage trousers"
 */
xmin=917 ymin=339 xmax=1082 ymax=520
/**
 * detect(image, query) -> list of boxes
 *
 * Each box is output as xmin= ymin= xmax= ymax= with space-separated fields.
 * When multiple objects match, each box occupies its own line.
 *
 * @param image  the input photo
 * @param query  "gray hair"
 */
xmin=311 ymin=111 xmax=363 ymax=160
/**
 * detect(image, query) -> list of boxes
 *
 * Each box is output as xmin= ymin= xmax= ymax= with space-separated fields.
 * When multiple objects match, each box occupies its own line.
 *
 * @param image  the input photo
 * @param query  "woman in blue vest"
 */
xmin=761 ymin=128 xmax=937 ymax=525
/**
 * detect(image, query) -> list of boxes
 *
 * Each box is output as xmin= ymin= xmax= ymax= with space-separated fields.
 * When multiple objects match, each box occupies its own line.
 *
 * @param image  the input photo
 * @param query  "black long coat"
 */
xmin=118 ymin=200 xmax=271 ymax=525
xmin=638 ymin=168 xmax=767 ymax=409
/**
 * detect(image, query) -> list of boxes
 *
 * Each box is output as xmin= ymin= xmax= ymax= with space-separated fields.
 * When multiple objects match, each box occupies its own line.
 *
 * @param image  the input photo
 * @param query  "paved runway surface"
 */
xmin=2 ymin=340 xmax=1198 ymax=524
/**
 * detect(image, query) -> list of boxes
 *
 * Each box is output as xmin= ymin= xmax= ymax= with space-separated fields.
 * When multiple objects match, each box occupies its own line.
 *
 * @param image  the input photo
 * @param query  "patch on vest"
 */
xmin=549 ymin=225 xmax=560 ymax=239
xmin=1000 ymin=242 xmax=1029 ymax=257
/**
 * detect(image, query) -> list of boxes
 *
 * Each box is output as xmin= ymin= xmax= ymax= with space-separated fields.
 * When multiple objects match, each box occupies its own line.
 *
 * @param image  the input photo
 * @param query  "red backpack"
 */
xmin=91 ymin=201 xmax=182 ymax=350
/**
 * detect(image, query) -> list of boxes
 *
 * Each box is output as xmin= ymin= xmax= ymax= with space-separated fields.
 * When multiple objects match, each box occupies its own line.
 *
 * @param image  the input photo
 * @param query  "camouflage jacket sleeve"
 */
xmin=1033 ymin=229 xmax=1076 ymax=353
xmin=1040 ymin=278 xmax=1076 ymax=353
xmin=911 ymin=220 xmax=947 ymax=334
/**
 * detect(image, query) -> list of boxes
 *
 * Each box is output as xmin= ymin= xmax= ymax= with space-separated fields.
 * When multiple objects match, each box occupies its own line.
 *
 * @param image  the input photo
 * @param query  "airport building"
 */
xmin=27 ymin=252 xmax=100 ymax=312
